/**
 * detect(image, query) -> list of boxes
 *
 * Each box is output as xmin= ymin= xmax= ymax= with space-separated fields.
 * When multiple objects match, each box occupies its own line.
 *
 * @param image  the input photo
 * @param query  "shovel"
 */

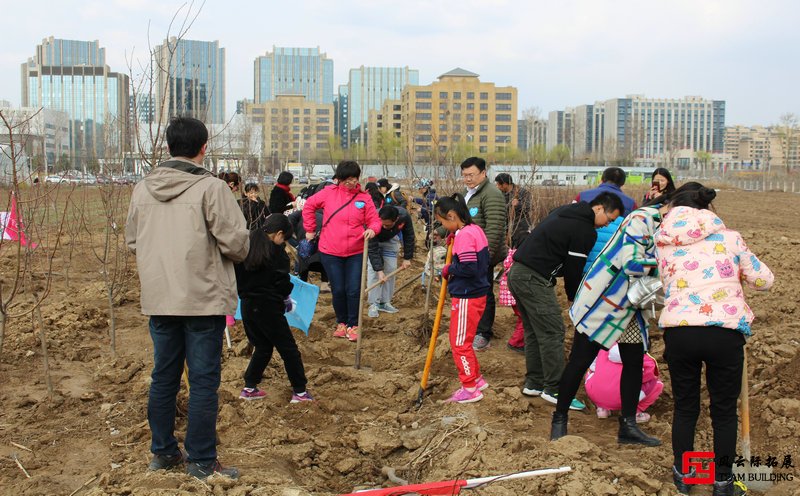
xmin=415 ymin=241 xmax=453 ymax=408
xmin=734 ymin=349 xmax=772 ymax=491
xmin=354 ymin=237 xmax=370 ymax=370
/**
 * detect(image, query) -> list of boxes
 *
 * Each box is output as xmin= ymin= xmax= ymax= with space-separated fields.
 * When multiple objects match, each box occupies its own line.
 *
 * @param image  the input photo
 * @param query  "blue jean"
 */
xmin=320 ymin=252 xmax=363 ymax=327
xmin=148 ymin=315 xmax=224 ymax=464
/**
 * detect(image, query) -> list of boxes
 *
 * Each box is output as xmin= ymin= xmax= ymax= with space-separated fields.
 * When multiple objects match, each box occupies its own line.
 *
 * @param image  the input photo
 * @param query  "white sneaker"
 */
xmin=367 ymin=304 xmax=379 ymax=318
xmin=522 ymin=387 xmax=542 ymax=397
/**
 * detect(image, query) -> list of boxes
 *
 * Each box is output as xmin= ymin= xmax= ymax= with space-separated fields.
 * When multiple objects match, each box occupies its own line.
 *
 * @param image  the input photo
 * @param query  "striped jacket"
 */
xmin=570 ymin=206 xmax=662 ymax=348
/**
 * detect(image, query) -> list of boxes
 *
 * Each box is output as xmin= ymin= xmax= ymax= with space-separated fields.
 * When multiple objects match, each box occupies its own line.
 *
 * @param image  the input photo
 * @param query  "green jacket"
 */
xmin=467 ymin=178 xmax=508 ymax=266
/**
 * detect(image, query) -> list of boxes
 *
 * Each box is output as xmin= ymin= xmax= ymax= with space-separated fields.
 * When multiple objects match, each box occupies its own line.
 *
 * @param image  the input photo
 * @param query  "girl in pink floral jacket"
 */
xmin=655 ymin=186 xmax=773 ymax=494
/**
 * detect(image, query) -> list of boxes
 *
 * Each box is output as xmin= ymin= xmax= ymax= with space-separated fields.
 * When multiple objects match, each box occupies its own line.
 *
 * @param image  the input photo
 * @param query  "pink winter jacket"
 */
xmin=302 ymin=183 xmax=381 ymax=258
xmin=655 ymin=206 xmax=774 ymax=335
xmin=585 ymin=346 xmax=660 ymax=410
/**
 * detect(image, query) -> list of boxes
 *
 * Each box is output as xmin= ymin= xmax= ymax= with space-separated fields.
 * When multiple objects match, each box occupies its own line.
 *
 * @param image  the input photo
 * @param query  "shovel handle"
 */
xmin=418 ymin=241 xmax=454 ymax=398
xmin=364 ymin=266 xmax=405 ymax=294
xmin=740 ymin=349 xmax=751 ymax=459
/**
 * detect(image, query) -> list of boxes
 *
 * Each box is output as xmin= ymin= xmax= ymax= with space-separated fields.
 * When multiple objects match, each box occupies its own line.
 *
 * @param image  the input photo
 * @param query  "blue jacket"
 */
xmin=577 ymin=183 xmax=637 ymax=216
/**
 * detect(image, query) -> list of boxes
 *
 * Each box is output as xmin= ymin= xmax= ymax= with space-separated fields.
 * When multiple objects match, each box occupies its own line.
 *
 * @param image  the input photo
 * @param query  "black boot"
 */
xmin=550 ymin=412 xmax=568 ymax=441
xmin=618 ymin=416 xmax=661 ymax=446
xmin=672 ymin=466 xmax=693 ymax=495
xmin=712 ymin=476 xmax=747 ymax=496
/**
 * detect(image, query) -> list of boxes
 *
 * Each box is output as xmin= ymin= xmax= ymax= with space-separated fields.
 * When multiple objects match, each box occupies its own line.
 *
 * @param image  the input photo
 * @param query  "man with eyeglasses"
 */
xmin=458 ymin=157 xmax=508 ymax=350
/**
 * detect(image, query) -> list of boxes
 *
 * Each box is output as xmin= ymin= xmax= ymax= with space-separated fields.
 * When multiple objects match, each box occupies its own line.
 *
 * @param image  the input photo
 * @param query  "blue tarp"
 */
xmin=234 ymin=275 xmax=320 ymax=335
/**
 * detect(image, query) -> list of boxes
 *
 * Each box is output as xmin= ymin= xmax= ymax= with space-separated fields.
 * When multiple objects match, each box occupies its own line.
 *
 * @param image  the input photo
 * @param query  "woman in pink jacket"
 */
xmin=655 ymin=187 xmax=774 ymax=496
xmin=302 ymin=161 xmax=381 ymax=342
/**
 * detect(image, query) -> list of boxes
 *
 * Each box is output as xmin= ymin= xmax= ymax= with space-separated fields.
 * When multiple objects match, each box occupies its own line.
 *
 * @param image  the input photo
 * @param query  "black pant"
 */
xmin=476 ymin=264 xmax=497 ymax=339
xmin=664 ymin=326 xmax=744 ymax=480
xmin=556 ymin=330 xmax=644 ymax=416
xmin=241 ymin=298 xmax=307 ymax=393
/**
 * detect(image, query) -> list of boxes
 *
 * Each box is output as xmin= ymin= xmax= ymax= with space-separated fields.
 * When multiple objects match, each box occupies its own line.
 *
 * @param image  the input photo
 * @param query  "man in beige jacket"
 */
xmin=125 ymin=117 xmax=249 ymax=480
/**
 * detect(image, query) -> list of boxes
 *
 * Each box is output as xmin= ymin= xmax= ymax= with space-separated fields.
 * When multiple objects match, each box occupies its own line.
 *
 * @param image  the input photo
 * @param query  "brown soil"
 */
xmin=1 ymin=190 xmax=799 ymax=495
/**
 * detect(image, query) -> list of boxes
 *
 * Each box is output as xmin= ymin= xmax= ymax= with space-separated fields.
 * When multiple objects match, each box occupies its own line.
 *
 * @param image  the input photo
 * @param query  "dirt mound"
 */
xmin=1 ymin=191 xmax=800 ymax=495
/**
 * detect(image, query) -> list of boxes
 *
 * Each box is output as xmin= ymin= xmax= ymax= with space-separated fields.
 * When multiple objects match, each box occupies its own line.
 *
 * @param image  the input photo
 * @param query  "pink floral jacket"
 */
xmin=655 ymin=206 xmax=774 ymax=335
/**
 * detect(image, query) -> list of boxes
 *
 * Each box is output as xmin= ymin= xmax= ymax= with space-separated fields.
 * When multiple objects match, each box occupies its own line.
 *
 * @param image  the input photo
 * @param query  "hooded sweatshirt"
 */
xmin=655 ymin=206 xmax=774 ymax=334
xmin=301 ymin=183 xmax=382 ymax=258
xmin=513 ymin=202 xmax=598 ymax=301
xmin=125 ymin=158 xmax=250 ymax=316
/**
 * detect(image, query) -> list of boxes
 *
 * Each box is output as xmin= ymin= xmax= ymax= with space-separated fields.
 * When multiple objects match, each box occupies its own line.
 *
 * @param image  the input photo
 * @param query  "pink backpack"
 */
xmin=498 ymin=249 xmax=516 ymax=307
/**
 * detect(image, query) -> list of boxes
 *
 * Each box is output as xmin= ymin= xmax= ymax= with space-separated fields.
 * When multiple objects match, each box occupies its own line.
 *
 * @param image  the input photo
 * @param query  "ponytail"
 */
xmin=242 ymin=214 xmax=293 ymax=271
xmin=668 ymin=186 xmax=716 ymax=210
xmin=434 ymin=193 xmax=473 ymax=225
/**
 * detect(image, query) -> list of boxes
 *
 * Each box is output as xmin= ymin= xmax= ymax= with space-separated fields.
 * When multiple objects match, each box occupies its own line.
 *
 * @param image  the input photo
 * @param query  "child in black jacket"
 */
xmin=234 ymin=214 xmax=312 ymax=403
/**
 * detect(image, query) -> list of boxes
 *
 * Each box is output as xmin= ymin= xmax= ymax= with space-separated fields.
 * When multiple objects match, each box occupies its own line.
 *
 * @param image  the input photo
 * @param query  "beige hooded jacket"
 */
xmin=125 ymin=159 xmax=249 ymax=316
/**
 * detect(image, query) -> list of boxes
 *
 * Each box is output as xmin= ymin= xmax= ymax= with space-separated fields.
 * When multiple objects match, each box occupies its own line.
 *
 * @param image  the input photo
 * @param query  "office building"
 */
xmin=244 ymin=95 xmax=334 ymax=170
xmin=154 ymin=38 xmax=225 ymax=124
xmin=21 ymin=37 xmax=129 ymax=164
xmin=0 ymin=101 xmax=70 ymax=171
xmin=547 ymin=95 xmax=726 ymax=167
xmin=603 ymin=95 xmax=725 ymax=165
xmin=335 ymin=84 xmax=348 ymax=148
xmin=401 ymin=68 xmax=517 ymax=164
xmin=367 ymin=99 xmax=402 ymax=161
xmin=254 ymin=47 xmax=333 ymax=105
xmin=345 ymin=66 xmax=418 ymax=148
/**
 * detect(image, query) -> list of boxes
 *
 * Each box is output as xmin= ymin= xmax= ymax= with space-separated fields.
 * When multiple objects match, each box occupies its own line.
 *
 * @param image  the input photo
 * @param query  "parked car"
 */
xmin=298 ymin=176 xmax=309 ymax=184
xmin=262 ymin=175 xmax=275 ymax=185
xmin=541 ymin=179 xmax=556 ymax=186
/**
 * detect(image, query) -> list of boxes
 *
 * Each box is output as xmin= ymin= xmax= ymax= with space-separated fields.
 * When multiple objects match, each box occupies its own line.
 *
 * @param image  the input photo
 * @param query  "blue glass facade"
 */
xmin=22 ymin=37 xmax=129 ymax=164
xmin=254 ymin=47 xmax=334 ymax=104
xmin=347 ymin=66 xmax=418 ymax=146
xmin=156 ymin=39 xmax=225 ymax=124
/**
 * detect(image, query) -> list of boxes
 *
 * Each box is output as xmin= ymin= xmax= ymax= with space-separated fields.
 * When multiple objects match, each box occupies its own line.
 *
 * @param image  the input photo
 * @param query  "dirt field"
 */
xmin=1 ymin=188 xmax=799 ymax=496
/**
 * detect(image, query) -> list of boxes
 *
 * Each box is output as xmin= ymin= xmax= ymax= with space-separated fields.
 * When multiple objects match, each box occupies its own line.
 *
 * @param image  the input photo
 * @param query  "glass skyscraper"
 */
xmin=21 ymin=37 xmax=130 ymax=165
xmin=254 ymin=47 xmax=334 ymax=104
xmin=155 ymin=38 xmax=226 ymax=124
xmin=346 ymin=66 xmax=419 ymax=147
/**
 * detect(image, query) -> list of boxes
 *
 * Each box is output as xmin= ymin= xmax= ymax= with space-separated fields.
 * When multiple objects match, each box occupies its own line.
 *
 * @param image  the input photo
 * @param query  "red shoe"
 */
xmin=346 ymin=326 xmax=359 ymax=342
xmin=333 ymin=323 xmax=348 ymax=338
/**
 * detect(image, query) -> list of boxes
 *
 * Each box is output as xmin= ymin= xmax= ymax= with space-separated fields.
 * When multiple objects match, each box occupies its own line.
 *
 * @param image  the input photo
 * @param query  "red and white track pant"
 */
xmin=449 ymin=295 xmax=486 ymax=388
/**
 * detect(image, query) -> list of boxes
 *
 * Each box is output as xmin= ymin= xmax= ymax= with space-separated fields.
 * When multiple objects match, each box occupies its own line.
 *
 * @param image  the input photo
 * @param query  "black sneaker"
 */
xmin=187 ymin=460 xmax=239 ymax=480
xmin=148 ymin=451 xmax=185 ymax=471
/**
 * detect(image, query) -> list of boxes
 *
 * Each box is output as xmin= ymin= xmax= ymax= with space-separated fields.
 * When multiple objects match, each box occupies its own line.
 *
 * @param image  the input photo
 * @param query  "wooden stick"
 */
xmin=354 ymin=236 xmax=370 ymax=370
xmin=13 ymin=455 xmax=30 ymax=478
xmin=363 ymin=266 xmax=406 ymax=294
xmin=10 ymin=442 xmax=32 ymax=452
xmin=68 ymin=475 xmax=98 ymax=496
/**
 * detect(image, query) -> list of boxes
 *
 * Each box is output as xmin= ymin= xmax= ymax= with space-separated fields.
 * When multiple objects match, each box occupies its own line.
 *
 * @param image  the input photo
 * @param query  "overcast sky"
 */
xmin=1 ymin=0 xmax=797 ymax=126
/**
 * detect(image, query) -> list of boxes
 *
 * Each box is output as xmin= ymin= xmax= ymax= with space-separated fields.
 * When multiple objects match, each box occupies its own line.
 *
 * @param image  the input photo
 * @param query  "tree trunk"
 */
xmin=107 ymin=285 xmax=117 ymax=357
xmin=0 ymin=311 xmax=5 ymax=359
xmin=34 ymin=306 xmax=54 ymax=397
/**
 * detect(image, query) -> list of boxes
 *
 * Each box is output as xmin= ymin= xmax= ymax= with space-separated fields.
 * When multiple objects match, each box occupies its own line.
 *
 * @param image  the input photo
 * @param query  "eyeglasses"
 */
xmin=461 ymin=171 xmax=484 ymax=180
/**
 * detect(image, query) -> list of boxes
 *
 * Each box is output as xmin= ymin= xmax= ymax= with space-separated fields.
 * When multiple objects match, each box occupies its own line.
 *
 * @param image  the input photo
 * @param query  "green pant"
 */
xmin=507 ymin=262 xmax=566 ymax=395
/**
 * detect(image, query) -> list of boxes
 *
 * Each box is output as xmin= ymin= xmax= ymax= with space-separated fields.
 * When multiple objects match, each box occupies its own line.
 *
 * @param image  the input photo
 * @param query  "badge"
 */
xmin=355 ymin=201 xmax=365 ymax=209
xmin=469 ymin=207 xmax=479 ymax=216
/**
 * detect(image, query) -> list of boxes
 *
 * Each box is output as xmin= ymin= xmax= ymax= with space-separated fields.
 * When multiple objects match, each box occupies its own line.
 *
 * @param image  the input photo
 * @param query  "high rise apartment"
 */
xmin=254 ymin=47 xmax=333 ymax=105
xmin=345 ymin=66 xmax=418 ymax=148
xmin=401 ymin=68 xmax=517 ymax=164
xmin=154 ymin=38 xmax=226 ymax=124
xmin=21 ymin=37 xmax=129 ymax=164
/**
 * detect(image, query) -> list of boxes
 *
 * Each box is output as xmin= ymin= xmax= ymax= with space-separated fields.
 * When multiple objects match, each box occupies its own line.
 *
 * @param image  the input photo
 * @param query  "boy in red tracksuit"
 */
xmin=436 ymin=194 xmax=491 ymax=403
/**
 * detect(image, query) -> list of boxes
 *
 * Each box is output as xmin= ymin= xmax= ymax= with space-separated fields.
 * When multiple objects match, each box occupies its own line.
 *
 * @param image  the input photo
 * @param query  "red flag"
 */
xmin=2 ymin=192 xmax=36 ymax=248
